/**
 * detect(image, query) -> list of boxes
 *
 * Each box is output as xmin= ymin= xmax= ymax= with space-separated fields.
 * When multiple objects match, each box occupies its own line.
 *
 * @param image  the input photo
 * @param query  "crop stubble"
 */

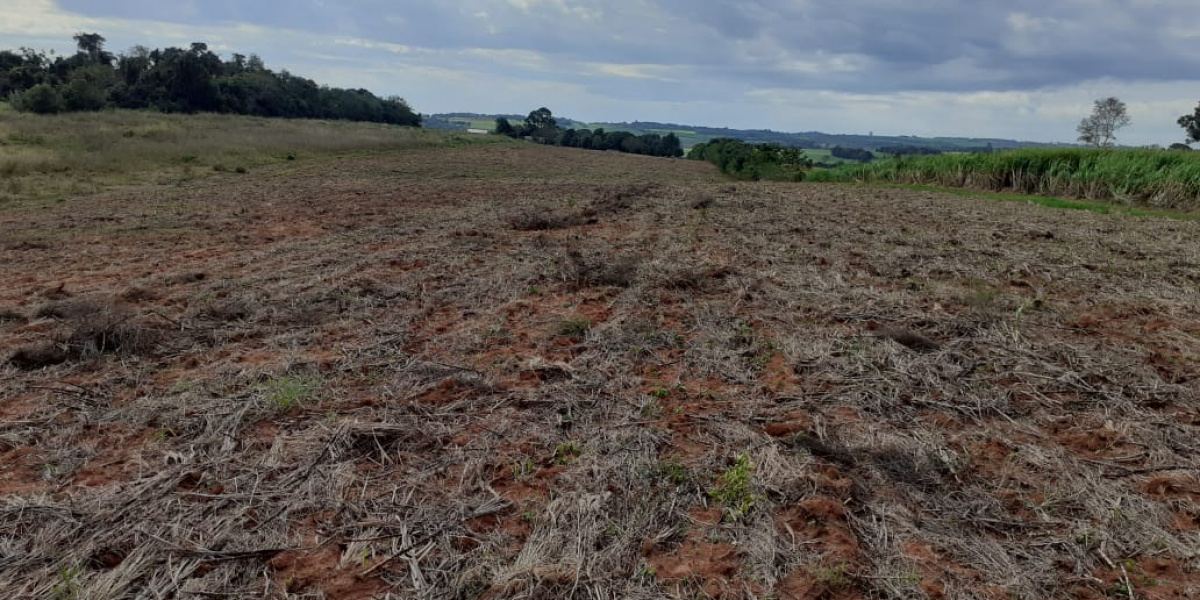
xmin=1 ymin=144 xmax=1199 ymax=599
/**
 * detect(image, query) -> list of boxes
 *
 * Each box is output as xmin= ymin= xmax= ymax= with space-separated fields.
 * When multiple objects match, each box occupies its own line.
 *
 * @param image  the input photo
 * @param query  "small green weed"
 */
xmin=637 ymin=563 xmax=657 ymax=580
xmin=261 ymin=373 xmax=321 ymax=411
xmin=709 ymin=453 xmax=759 ymax=521
xmin=511 ymin=458 xmax=536 ymax=480
xmin=656 ymin=459 xmax=692 ymax=485
xmin=640 ymin=399 xmax=663 ymax=418
xmin=555 ymin=441 xmax=583 ymax=465
xmin=815 ymin=563 xmax=851 ymax=589
xmin=52 ymin=565 xmax=82 ymax=600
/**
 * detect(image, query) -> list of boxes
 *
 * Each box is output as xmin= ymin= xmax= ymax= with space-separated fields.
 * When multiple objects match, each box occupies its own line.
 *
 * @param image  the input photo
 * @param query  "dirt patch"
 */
xmin=268 ymin=546 xmax=388 ymax=599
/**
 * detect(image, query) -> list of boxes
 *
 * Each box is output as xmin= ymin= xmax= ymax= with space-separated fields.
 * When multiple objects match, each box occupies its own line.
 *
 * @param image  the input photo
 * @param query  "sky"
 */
xmin=3 ymin=0 xmax=1200 ymax=145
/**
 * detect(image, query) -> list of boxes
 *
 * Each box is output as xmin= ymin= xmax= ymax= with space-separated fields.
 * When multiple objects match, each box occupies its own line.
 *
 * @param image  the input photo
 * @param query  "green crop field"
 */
xmin=809 ymin=147 xmax=1200 ymax=210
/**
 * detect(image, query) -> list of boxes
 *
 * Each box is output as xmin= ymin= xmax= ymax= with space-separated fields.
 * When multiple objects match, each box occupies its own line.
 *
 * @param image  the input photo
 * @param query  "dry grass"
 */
xmin=0 ymin=108 xmax=509 ymax=207
xmin=1 ymin=142 xmax=1198 ymax=599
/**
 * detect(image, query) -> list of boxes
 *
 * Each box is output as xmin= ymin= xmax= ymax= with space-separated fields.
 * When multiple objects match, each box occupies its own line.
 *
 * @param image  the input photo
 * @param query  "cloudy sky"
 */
xmin=4 ymin=0 xmax=1200 ymax=144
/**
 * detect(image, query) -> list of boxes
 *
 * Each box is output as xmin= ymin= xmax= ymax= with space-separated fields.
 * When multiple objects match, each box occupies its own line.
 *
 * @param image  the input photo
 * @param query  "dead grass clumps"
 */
xmin=0 ymin=308 xmax=26 ymax=323
xmin=8 ymin=297 xmax=167 ymax=370
xmin=589 ymin=182 xmax=658 ymax=215
xmin=505 ymin=210 xmax=591 ymax=231
xmin=562 ymin=250 xmax=640 ymax=288
xmin=8 ymin=343 xmax=70 ymax=369
xmin=658 ymin=265 xmax=734 ymax=291
xmin=189 ymin=298 xmax=253 ymax=323
xmin=554 ymin=315 xmax=592 ymax=337
xmin=872 ymin=327 xmax=941 ymax=352
xmin=118 ymin=286 xmax=160 ymax=303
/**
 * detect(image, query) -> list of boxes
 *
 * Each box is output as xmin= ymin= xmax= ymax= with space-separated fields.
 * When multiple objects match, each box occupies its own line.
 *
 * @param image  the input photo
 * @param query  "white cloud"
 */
xmin=587 ymin=62 xmax=676 ymax=81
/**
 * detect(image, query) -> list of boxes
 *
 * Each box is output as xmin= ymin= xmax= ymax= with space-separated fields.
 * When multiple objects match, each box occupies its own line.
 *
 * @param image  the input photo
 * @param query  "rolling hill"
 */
xmin=426 ymin=112 xmax=1076 ymax=153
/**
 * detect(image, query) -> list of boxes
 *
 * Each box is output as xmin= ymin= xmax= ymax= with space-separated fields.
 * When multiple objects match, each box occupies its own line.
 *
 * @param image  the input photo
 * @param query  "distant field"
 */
xmin=464 ymin=119 xmax=496 ymax=130
xmin=3 ymin=137 xmax=1200 ymax=599
xmin=0 ymin=108 xmax=507 ymax=207
xmin=802 ymin=148 xmax=872 ymax=165
xmin=811 ymin=147 xmax=1200 ymax=210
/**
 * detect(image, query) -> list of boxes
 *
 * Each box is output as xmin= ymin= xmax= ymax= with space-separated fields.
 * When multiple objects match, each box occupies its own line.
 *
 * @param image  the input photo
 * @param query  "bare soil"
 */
xmin=2 ymin=144 xmax=1199 ymax=599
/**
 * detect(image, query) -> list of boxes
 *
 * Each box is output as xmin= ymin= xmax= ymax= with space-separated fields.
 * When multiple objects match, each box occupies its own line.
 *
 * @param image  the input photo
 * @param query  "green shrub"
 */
xmin=11 ymin=84 xmax=63 ymax=114
xmin=687 ymin=138 xmax=811 ymax=181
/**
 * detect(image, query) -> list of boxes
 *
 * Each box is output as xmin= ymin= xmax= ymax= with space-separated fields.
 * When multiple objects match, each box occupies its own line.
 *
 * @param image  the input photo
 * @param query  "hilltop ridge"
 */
xmin=426 ymin=112 xmax=1076 ymax=152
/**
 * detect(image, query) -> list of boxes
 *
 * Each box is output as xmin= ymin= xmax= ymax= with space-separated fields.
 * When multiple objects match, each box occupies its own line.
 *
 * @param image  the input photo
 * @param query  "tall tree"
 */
xmin=73 ymin=32 xmax=113 ymax=65
xmin=2 ymin=34 xmax=421 ymax=125
xmin=1077 ymin=97 xmax=1130 ymax=147
xmin=1175 ymin=102 xmax=1200 ymax=145
xmin=494 ymin=117 xmax=516 ymax=137
xmin=524 ymin=107 xmax=557 ymax=132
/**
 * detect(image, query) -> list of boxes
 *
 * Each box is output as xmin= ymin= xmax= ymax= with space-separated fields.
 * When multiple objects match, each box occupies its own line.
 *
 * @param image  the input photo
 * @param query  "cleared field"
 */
xmin=2 ymin=143 xmax=1199 ymax=599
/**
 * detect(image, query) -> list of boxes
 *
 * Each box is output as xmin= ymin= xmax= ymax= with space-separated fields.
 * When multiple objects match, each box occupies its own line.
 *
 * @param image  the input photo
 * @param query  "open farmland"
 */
xmin=2 ymin=142 xmax=1200 ymax=599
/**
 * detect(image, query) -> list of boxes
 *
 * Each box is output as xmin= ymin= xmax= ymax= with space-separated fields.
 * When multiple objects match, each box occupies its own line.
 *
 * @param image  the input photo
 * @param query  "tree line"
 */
xmin=494 ymin=108 xmax=684 ymax=158
xmin=830 ymin=146 xmax=875 ymax=162
xmin=1 ymin=33 xmax=420 ymax=126
xmin=687 ymin=138 xmax=813 ymax=181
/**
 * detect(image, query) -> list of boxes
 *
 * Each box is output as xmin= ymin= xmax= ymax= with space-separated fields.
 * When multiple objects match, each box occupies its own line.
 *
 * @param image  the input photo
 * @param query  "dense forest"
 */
xmin=495 ymin=108 xmax=684 ymax=158
xmin=687 ymin=138 xmax=813 ymax=181
xmin=0 ymin=33 xmax=421 ymax=126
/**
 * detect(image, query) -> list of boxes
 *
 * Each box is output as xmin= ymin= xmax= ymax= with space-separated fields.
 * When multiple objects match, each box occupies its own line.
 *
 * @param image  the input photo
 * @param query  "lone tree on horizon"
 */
xmin=1077 ymin=97 xmax=1130 ymax=147
xmin=1174 ymin=102 xmax=1200 ymax=146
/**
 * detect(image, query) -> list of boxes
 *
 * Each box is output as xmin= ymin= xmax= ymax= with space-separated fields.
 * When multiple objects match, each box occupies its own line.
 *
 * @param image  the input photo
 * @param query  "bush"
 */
xmin=62 ymin=65 xmax=116 ymax=111
xmin=687 ymin=138 xmax=811 ymax=181
xmin=11 ymin=84 xmax=62 ymax=114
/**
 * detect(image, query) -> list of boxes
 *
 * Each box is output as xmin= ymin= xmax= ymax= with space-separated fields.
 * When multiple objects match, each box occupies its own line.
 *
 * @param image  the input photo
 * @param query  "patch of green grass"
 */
xmin=709 ymin=453 xmax=759 ymax=521
xmin=260 ymin=373 xmax=322 ymax=411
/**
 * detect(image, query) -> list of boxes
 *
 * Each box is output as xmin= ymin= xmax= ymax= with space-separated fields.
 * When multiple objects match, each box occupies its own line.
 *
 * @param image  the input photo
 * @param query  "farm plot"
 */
xmin=2 ymin=143 xmax=1199 ymax=599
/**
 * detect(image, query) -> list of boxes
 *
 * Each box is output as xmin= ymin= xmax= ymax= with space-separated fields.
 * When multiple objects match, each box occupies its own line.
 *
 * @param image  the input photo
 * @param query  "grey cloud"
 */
xmin=54 ymin=0 xmax=1200 ymax=95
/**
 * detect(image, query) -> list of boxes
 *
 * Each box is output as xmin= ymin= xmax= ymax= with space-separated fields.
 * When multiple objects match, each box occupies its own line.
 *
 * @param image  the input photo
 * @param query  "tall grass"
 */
xmin=808 ymin=148 xmax=1200 ymax=210
xmin=0 ymin=107 xmax=507 ymax=206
